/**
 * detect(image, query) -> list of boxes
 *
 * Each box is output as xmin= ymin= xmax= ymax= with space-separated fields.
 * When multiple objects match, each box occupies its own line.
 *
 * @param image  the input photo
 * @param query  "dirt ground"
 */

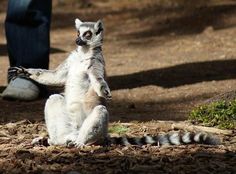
xmin=0 ymin=0 xmax=235 ymax=173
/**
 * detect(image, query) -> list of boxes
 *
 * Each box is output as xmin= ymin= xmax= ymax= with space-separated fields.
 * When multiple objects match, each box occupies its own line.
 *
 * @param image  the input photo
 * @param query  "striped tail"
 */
xmin=109 ymin=131 xmax=221 ymax=146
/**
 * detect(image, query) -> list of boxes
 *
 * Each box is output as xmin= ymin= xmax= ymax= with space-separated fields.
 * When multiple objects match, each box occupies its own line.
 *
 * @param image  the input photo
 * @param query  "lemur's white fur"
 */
xmin=27 ymin=18 xmax=111 ymax=147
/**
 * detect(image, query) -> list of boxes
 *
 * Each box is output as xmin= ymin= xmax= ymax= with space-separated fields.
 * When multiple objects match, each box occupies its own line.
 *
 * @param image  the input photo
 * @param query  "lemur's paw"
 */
xmin=75 ymin=141 xmax=86 ymax=148
xmin=100 ymin=85 xmax=112 ymax=100
xmin=66 ymin=139 xmax=76 ymax=147
xmin=65 ymin=133 xmax=78 ymax=147
xmin=8 ymin=66 xmax=31 ymax=80
xmin=31 ymin=136 xmax=49 ymax=146
xmin=30 ymin=72 xmax=41 ymax=80
xmin=66 ymin=139 xmax=85 ymax=148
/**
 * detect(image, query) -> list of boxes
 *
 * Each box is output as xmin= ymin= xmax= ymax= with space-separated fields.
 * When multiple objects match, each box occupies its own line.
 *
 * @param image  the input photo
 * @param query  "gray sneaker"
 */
xmin=1 ymin=77 xmax=40 ymax=101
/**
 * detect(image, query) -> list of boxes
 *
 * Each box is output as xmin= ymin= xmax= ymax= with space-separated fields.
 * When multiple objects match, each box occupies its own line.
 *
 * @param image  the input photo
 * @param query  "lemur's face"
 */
xmin=75 ymin=18 xmax=104 ymax=47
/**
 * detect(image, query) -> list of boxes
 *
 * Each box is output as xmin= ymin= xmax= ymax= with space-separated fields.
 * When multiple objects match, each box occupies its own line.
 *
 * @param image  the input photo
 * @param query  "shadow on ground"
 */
xmin=108 ymin=59 xmax=236 ymax=90
xmin=51 ymin=3 xmax=236 ymax=38
xmin=124 ymin=4 xmax=236 ymax=39
xmin=0 ymin=90 xmax=214 ymax=123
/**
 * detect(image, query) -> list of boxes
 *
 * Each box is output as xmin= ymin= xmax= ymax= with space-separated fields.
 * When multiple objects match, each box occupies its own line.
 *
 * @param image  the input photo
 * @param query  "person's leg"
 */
xmin=2 ymin=0 xmax=52 ymax=100
xmin=5 ymin=0 xmax=51 ymax=69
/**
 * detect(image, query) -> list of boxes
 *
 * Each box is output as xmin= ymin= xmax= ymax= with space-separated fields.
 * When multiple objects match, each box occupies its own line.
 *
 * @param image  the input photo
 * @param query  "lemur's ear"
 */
xmin=94 ymin=19 xmax=104 ymax=35
xmin=75 ymin=18 xmax=82 ymax=29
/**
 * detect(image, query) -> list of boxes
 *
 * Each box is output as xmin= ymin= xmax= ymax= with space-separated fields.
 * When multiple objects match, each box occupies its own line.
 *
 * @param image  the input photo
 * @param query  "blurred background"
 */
xmin=0 ymin=0 xmax=236 ymax=122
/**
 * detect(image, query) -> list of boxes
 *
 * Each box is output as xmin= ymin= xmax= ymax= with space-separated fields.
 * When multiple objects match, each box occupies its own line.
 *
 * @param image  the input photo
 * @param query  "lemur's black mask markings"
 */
xmin=76 ymin=30 xmax=86 ymax=46
xmin=76 ymin=30 xmax=93 ymax=46
xmin=76 ymin=37 xmax=87 ymax=46
xmin=83 ymin=31 xmax=92 ymax=40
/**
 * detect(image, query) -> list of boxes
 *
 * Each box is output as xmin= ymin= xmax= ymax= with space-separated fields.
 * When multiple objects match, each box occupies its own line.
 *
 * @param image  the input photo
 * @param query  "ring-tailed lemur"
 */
xmin=21 ymin=19 xmax=220 ymax=147
xmin=25 ymin=18 xmax=111 ymax=147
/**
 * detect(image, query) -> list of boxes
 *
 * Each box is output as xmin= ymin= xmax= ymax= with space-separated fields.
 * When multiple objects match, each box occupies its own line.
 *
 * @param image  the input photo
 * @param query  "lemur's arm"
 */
xmin=26 ymin=59 xmax=70 ymax=86
xmin=87 ymin=60 xmax=112 ymax=99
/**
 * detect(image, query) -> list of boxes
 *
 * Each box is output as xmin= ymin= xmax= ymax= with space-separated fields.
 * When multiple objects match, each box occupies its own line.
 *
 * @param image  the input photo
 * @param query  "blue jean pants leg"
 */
xmin=5 ymin=0 xmax=52 ymax=69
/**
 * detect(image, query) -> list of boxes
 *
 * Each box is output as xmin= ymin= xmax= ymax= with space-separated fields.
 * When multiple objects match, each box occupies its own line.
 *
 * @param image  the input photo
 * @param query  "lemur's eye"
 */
xmin=83 ymin=31 xmax=92 ymax=40
xmin=77 ymin=31 xmax=80 ymax=37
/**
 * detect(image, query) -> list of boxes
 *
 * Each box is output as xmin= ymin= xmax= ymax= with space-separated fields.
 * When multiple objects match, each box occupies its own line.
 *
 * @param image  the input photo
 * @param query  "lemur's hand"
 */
xmin=29 ymin=70 xmax=44 ymax=81
xmin=7 ymin=66 xmax=31 ymax=81
xmin=101 ymin=84 xmax=112 ymax=100
xmin=96 ymin=81 xmax=112 ymax=100
xmin=8 ymin=66 xmax=45 ymax=81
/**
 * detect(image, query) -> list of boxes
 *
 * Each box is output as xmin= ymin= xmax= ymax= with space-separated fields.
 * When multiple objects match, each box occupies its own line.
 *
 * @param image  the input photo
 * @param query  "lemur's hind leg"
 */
xmin=44 ymin=94 xmax=73 ymax=145
xmin=71 ymin=105 xmax=109 ymax=147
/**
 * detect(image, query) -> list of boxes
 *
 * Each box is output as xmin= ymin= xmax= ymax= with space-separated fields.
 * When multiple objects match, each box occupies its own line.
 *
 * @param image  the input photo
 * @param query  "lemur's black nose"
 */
xmin=76 ymin=37 xmax=87 ymax=46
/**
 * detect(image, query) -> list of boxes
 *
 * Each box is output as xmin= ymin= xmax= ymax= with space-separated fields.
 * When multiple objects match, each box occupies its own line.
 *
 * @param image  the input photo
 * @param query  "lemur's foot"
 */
xmin=75 ymin=142 xmax=86 ymax=148
xmin=66 ymin=139 xmax=85 ymax=148
xmin=65 ymin=133 xmax=79 ymax=147
xmin=31 ymin=136 xmax=49 ymax=146
xmin=66 ymin=139 xmax=76 ymax=147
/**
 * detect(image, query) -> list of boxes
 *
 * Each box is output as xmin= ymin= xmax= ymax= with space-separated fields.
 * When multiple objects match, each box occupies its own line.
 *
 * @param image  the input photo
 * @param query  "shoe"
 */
xmin=1 ymin=77 xmax=40 ymax=101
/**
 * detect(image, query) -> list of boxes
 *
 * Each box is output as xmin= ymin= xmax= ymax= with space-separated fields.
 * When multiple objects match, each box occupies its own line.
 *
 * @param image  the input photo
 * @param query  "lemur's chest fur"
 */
xmin=65 ymin=49 xmax=106 ymax=117
xmin=66 ymin=56 xmax=91 ymax=97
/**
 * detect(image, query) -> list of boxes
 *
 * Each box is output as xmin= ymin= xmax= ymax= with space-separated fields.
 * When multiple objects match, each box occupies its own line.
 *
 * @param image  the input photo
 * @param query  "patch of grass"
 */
xmin=189 ymin=99 xmax=236 ymax=129
xmin=109 ymin=124 xmax=129 ymax=135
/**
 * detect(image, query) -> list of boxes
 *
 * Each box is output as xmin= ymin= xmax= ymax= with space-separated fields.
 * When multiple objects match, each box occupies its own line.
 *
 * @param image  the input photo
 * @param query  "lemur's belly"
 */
xmin=83 ymin=87 xmax=107 ymax=114
xmin=65 ymin=60 xmax=106 ymax=115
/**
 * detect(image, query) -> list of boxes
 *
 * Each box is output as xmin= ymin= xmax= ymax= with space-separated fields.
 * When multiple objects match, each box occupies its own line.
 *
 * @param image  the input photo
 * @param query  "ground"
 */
xmin=0 ymin=0 xmax=235 ymax=173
